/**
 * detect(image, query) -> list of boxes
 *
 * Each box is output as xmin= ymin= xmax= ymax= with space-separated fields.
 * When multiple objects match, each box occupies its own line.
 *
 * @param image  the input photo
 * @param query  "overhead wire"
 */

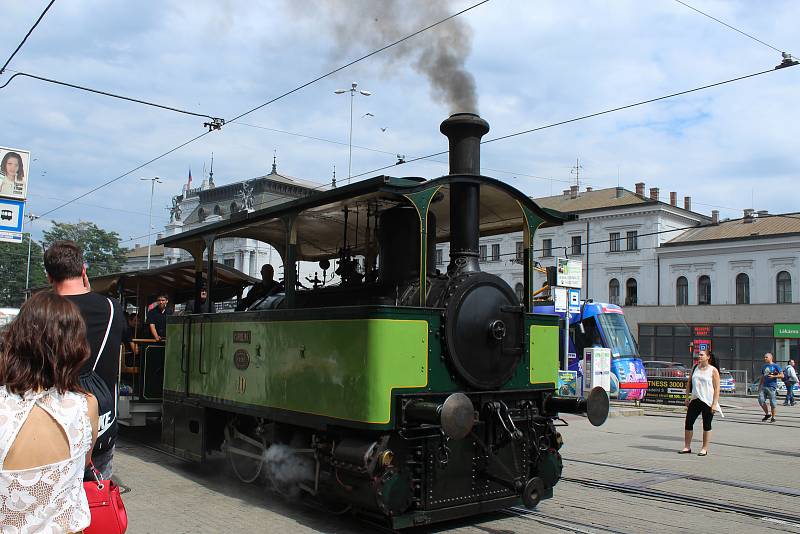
xmin=34 ymin=0 xmax=490 ymax=218
xmin=233 ymin=120 xmax=567 ymax=185
xmin=341 ymin=63 xmax=798 ymax=182
xmin=0 ymin=70 xmax=221 ymax=122
xmin=37 ymin=130 xmax=212 ymax=218
xmin=672 ymin=0 xmax=784 ymax=54
xmin=0 ymin=0 xmax=56 ymax=75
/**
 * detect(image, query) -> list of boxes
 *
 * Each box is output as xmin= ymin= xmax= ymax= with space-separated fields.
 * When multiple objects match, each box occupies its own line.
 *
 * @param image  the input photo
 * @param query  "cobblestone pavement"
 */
xmin=115 ymin=397 xmax=800 ymax=533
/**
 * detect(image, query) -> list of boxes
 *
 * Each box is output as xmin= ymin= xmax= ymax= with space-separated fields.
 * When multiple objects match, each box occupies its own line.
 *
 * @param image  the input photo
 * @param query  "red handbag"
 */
xmin=83 ymin=464 xmax=128 ymax=534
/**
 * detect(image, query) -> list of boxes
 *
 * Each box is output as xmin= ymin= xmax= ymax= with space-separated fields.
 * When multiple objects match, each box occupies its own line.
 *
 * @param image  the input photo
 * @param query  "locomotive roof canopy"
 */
xmin=157 ymin=174 xmax=571 ymax=262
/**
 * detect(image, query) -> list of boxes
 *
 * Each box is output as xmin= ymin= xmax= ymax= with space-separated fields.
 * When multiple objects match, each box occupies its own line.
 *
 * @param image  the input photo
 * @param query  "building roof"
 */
xmin=534 ymin=187 xmax=649 ymax=213
xmin=532 ymin=187 xmax=710 ymax=222
xmin=126 ymin=245 xmax=165 ymax=258
xmin=663 ymin=213 xmax=800 ymax=246
xmin=251 ymin=168 xmax=327 ymax=191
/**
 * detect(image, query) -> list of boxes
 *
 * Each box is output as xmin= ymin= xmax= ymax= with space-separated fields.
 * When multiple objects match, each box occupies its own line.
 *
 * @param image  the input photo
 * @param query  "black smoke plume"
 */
xmin=294 ymin=0 xmax=479 ymax=113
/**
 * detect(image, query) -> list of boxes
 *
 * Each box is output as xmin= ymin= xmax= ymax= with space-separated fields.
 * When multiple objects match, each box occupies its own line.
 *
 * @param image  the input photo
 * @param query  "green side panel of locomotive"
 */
xmin=529 ymin=322 xmax=559 ymax=386
xmin=164 ymin=313 xmax=430 ymax=425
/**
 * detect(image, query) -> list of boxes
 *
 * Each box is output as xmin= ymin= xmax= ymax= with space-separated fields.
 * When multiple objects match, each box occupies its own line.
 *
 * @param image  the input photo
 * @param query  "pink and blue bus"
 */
xmin=534 ymin=301 xmax=648 ymax=400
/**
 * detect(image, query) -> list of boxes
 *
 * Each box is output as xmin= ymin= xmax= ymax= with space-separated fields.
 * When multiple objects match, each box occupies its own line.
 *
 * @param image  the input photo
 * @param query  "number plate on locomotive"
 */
xmin=233 ymin=330 xmax=251 ymax=343
xmin=233 ymin=349 xmax=250 ymax=370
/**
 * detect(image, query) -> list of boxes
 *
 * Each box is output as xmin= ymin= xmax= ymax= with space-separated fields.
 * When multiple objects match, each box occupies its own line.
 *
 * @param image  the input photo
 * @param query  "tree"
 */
xmin=42 ymin=221 xmax=128 ymax=276
xmin=0 ymin=235 xmax=47 ymax=307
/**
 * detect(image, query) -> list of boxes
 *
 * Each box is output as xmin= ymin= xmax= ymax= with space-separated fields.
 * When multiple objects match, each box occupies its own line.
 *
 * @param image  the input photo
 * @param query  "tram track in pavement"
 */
xmin=502 ymin=506 xmax=630 ymax=533
xmin=563 ymin=457 xmax=800 ymax=498
xmin=559 ymin=476 xmax=800 ymax=527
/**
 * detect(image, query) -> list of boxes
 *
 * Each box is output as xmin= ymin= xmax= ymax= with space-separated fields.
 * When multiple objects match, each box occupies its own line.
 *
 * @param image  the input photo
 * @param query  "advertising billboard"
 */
xmin=0 ymin=146 xmax=31 ymax=201
xmin=556 ymin=258 xmax=582 ymax=288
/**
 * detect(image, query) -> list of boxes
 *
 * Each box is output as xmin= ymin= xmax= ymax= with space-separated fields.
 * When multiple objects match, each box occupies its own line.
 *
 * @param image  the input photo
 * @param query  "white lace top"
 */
xmin=0 ymin=387 xmax=92 ymax=533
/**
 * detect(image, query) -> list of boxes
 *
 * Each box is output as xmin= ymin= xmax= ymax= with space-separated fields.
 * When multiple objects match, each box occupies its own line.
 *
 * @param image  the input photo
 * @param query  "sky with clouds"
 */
xmin=1 ymin=0 xmax=798 ymax=246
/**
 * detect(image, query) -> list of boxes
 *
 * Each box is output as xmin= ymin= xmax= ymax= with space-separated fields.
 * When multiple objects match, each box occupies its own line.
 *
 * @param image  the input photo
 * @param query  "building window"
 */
xmin=698 ymin=275 xmax=711 ymax=305
xmin=626 ymin=230 xmax=638 ymax=251
xmin=777 ymin=271 xmax=792 ymax=303
xmin=676 ymin=276 xmax=688 ymax=305
xmin=571 ymin=235 xmax=582 ymax=255
xmin=515 ymin=241 xmax=524 ymax=263
xmin=515 ymin=283 xmax=524 ymax=302
xmin=491 ymin=243 xmax=500 ymax=261
xmin=479 ymin=244 xmax=487 ymax=262
xmin=223 ymin=258 xmax=235 ymax=267
xmin=735 ymin=273 xmax=750 ymax=304
xmin=625 ymin=278 xmax=638 ymax=306
xmin=609 ymin=278 xmax=620 ymax=305
xmin=609 ymin=232 xmax=620 ymax=252
xmin=435 ymin=249 xmax=443 ymax=266
xmin=542 ymin=238 xmax=552 ymax=257
xmin=230 ymin=202 xmax=238 ymax=213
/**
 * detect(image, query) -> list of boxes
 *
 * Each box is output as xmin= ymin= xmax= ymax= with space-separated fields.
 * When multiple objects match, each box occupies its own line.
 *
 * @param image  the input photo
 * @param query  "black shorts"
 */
xmin=685 ymin=398 xmax=714 ymax=431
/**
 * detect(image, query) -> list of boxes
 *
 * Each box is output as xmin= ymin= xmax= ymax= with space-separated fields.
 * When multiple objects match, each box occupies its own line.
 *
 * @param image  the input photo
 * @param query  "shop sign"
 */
xmin=774 ymin=323 xmax=800 ymax=339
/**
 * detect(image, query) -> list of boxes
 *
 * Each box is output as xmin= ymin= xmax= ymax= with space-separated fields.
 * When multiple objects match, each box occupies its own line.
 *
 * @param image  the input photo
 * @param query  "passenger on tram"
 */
xmin=146 ymin=293 xmax=172 ymax=341
xmin=182 ymin=286 xmax=212 ymax=315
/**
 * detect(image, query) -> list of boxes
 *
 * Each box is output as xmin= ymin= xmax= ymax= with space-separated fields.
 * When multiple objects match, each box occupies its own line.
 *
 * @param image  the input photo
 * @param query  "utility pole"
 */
xmin=24 ymin=213 xmax=40 ymax=300
xmin=141 ymin=176 xmax=162 ymax=269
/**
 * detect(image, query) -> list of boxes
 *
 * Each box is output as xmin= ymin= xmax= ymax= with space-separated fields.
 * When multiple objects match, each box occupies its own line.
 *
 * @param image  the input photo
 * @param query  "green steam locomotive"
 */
xmin=157 ymin=113 xmax=608 ymax=529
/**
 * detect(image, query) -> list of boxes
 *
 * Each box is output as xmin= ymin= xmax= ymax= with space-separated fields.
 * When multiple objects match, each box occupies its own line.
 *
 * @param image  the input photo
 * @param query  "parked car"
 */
xmin=746 ymin=378 xmax=799 ymax=396
xmin=719 ymin=369 xmax=736 ymax=394
xmin=643 ymin=361 xmax=689 ymax=378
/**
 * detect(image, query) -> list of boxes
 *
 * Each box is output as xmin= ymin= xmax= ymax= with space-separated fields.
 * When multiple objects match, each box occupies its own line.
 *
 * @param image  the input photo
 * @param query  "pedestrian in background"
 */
xmin=0 ymin=292 xmax=98 ymax=532
xmin=758 ymin=352 xmax=783 ymax=422
xmin=783 ymin=359 xmax=797 ymax=406
xmin=680 ymin=349 xmax=721 ymax=456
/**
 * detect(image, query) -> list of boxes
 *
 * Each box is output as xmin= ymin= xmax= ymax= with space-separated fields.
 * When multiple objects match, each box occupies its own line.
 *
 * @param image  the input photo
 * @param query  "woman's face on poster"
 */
xmin=4 ymin=156 xmax=20 ymax=178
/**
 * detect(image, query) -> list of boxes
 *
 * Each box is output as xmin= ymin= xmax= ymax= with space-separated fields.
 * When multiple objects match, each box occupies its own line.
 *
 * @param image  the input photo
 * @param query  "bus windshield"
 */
xmin=596 ymin=313 xmax=639 ymax=358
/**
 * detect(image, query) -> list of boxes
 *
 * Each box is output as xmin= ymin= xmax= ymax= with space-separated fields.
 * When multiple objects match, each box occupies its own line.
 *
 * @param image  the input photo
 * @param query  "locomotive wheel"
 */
xmin=224 ymin=421 xmax=267 ymax=484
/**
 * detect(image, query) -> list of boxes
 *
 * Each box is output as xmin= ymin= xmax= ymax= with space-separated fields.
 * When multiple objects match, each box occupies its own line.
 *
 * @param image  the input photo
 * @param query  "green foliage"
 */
xmin=42 ymin=221 xmax=128 ymax=276
xmin=0 ymin=235 xmax=47 ymax=307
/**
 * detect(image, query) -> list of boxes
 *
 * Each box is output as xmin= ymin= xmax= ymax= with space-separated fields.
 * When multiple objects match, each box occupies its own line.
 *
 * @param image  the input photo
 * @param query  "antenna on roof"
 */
xmin=272 ymin=150 xmax=277 ymax=174
xmin=332 ymin=165 xmax=337 ymax=188
xmin=208 ymin=152 xmax=215 ymax=188
xmin=570 ymin=157 xmax=583 ymax=189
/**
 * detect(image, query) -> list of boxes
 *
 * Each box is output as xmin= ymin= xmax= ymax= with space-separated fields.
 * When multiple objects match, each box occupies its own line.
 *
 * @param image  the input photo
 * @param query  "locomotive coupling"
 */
xmin=404 ymin=393 xmax=475 ymax=439
xmin=544 ymin=386 xmax=610 ymax=427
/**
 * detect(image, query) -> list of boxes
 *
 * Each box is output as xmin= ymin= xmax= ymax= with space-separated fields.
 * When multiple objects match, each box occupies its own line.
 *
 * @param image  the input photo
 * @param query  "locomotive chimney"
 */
xmin=440 ymin=113 xmax=490 ymax=274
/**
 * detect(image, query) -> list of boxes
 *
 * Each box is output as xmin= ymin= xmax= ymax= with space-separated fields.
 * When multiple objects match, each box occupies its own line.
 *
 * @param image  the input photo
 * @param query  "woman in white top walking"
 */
xmin=0 ymin=291 xmax=98 ymax=533
xmin=679 ymin=350 xmax=720 ymax=456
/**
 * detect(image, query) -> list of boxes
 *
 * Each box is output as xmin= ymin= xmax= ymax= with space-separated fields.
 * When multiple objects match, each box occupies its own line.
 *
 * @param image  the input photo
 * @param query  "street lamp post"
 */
xmin=141 ymin=176 xmax=162 ymax=269
xmin=335 ymin=82 xmax=371 ymax=184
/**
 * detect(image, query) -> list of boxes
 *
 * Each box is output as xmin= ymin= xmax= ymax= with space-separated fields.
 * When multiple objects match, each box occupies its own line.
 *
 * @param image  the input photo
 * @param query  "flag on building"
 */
xmin=187 ymin=168 xmax=193 ymax=188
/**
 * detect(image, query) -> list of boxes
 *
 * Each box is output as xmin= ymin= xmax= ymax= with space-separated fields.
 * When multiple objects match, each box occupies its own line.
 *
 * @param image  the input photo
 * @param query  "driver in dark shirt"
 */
xmin=236 ymin=264 xmax=280 ymax=310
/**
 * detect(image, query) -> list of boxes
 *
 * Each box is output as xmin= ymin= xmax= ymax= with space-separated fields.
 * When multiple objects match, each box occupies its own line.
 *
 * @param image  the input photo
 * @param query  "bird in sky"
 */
xmin=362 ymin=112 xmax=374 ymax=118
